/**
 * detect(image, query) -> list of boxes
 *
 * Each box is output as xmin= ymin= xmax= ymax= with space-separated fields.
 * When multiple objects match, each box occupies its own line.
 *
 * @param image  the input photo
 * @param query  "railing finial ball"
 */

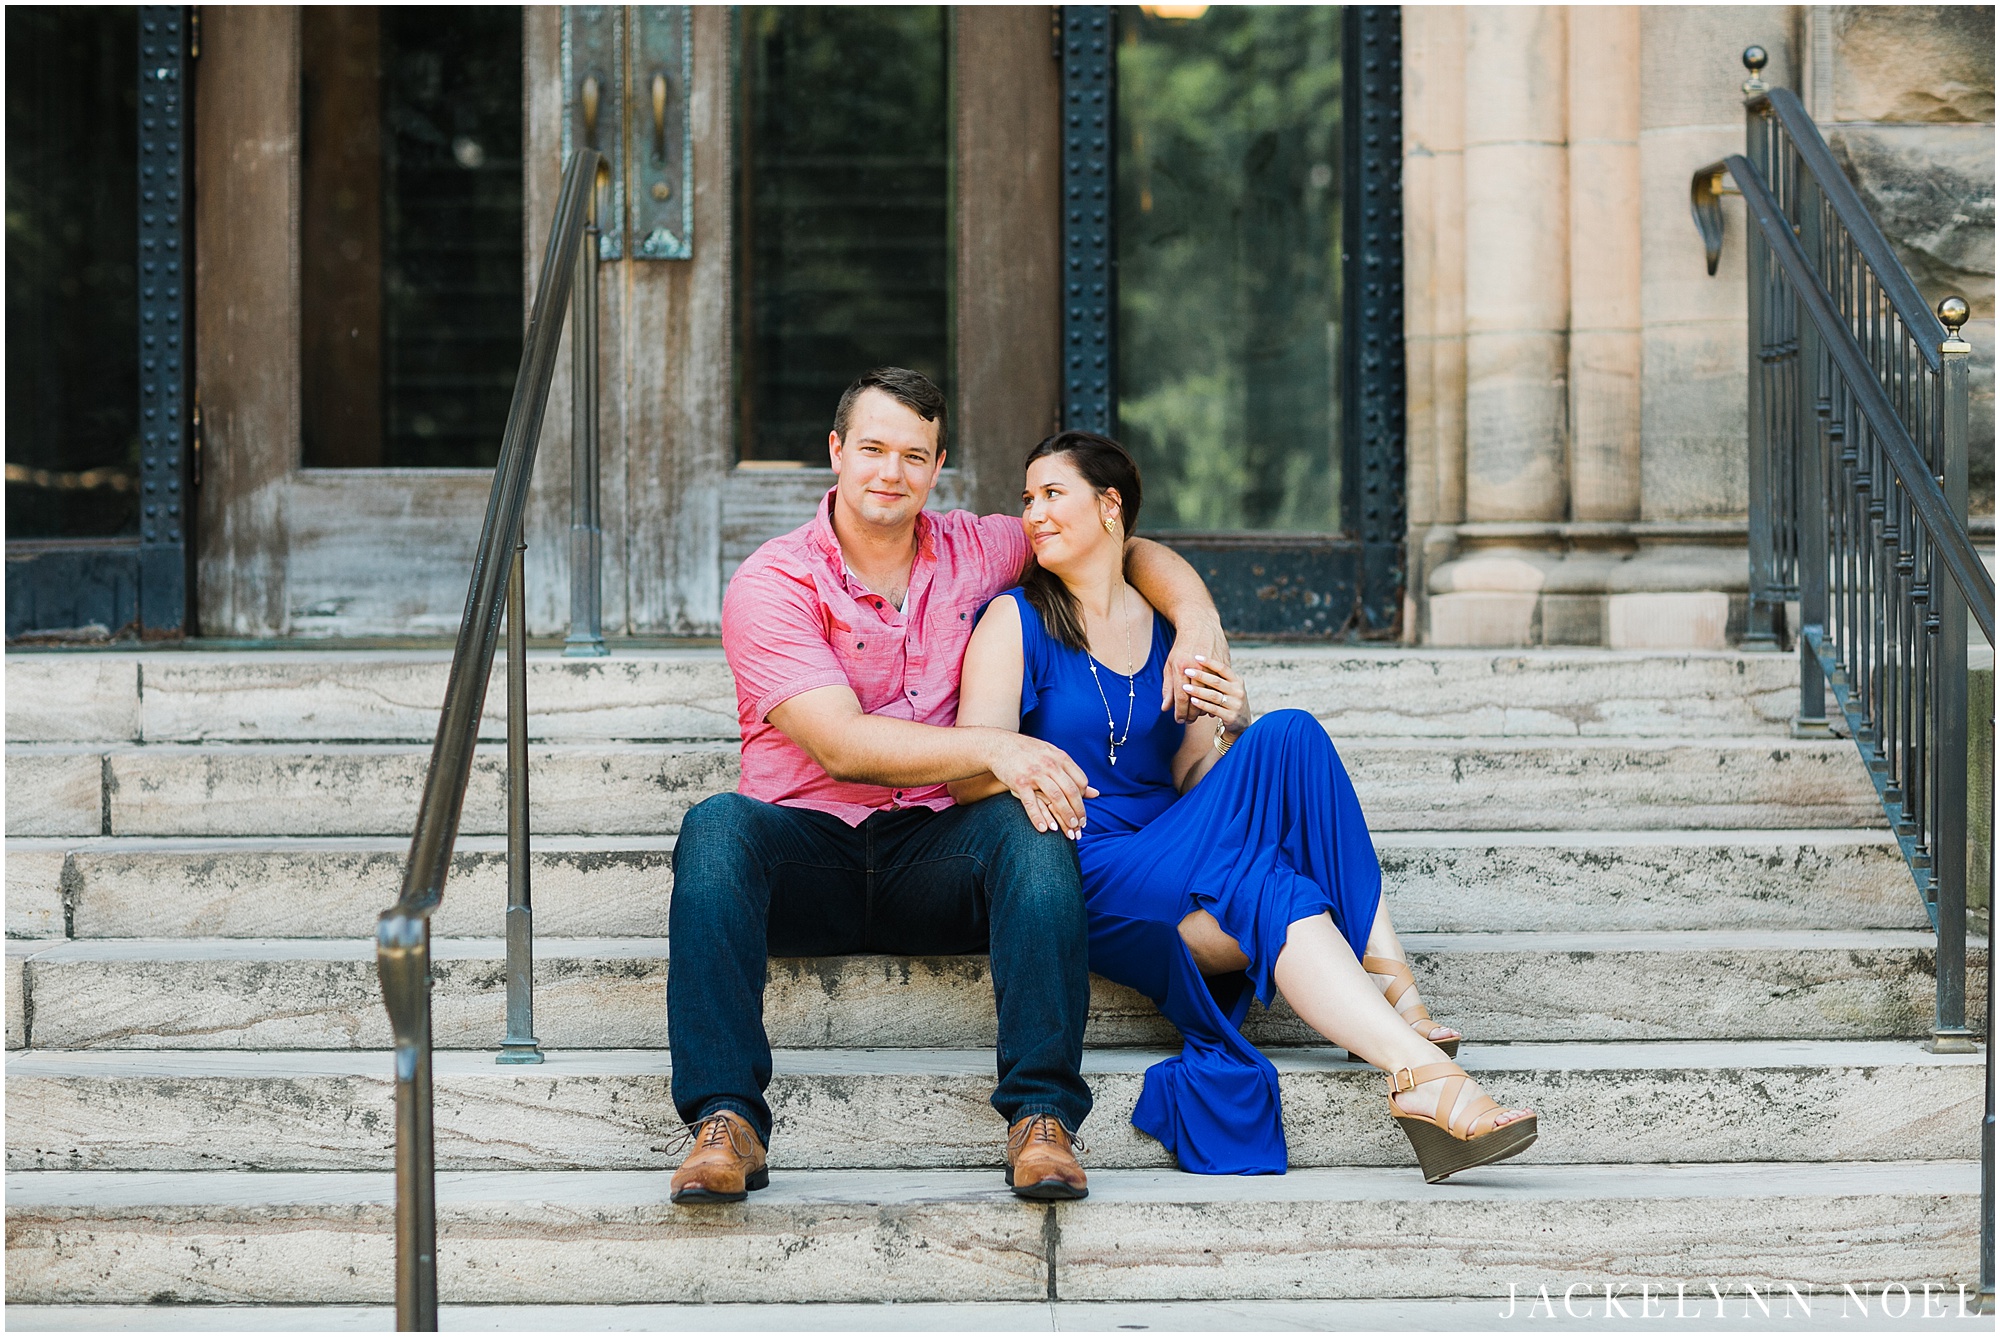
xmin=1740 ymin=45 xmax=1770 ymax=97
xmin=1937 ymin=296 xmax=1970 ymax=335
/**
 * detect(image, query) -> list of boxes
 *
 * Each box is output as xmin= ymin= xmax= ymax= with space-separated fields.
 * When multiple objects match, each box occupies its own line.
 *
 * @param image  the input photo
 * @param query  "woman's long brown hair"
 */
xmin=1019 ymin=431 xmax=1144 ymax=654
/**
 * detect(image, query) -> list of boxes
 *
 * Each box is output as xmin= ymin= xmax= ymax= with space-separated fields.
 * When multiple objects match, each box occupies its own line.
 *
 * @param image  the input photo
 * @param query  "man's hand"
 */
xmin=984 ymin=732 xmax=1099 ymax=838
xmin=1164 ymin=614 xmax=1230 ymax=722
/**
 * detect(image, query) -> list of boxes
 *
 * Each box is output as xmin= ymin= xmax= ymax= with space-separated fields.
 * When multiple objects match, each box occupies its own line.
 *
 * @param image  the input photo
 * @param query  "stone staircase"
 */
xmin=4 ymin=646 xmax=1986 ymax=1319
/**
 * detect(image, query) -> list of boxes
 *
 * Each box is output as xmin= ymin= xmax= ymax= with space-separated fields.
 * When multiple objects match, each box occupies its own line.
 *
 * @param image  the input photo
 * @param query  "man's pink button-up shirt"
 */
xmin=721 ymin=490 xmax=1029 ymax=825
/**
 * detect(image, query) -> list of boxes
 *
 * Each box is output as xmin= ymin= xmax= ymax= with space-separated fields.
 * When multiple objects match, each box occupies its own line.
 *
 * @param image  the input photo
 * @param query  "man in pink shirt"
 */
xmin=669 ymin=368 xmax=1225 ymax=1204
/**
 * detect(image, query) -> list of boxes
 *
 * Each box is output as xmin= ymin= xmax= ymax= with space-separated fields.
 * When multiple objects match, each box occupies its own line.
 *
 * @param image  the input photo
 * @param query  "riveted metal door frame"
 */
xmin=6 ymin=5 xmax=195 ymax=641
xmin=1056 ymin=4 xmax=1407 ymax=640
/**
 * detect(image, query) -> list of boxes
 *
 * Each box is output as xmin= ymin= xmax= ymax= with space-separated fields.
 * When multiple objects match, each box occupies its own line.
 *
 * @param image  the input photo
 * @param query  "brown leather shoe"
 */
xmin=1005 ymin=1114 xmax=1088 ymax=1200
xmin=670 ymin=1110 xmax=769 ymax=1204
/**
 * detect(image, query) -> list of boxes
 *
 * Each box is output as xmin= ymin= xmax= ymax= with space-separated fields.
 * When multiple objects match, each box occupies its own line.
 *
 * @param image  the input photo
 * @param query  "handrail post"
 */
xmin=499 ymin=535 xmax=544 ymax=1064
xmin=377 ymin=910 xmax=438 ymax=1330
xmin=381 ymin=146 xmax=599 ymax=1334
xmin=1930 ymin=303 xmax=1974 ymax=1054
xmin=1742 ymin=103 xmax=1779 ymax=649
xmin=564 ymin=182 xmax=607 ymax=659
xmin=1792 ymin=171 xmax=1834 ymax=738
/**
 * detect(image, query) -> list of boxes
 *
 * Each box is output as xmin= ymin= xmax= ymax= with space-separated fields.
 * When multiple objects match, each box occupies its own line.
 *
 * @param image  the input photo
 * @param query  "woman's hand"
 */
xmin=1180 ymin=655 xmax=1251 ymax=738
xmin=1162 ymin=616 xmax=1229 ymax=722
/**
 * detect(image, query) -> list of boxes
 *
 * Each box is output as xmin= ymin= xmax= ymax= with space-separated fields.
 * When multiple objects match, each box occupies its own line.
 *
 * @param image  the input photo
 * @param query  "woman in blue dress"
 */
xmin=949 ymin=432 xmax=1538 ymax=1181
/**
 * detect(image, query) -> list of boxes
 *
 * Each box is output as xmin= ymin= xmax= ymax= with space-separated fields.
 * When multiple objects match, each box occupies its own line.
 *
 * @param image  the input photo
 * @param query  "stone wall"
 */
xmin=1810 ymin=5 xmax=1995 ymax=511
xmin=1403 ymin=5 xmax=1995 ymax=647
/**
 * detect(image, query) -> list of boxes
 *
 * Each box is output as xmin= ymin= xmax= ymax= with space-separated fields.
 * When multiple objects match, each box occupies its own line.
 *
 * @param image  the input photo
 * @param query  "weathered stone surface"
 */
xmin=1051 ymin=1162 xmax=1980 ymax=1301
xmin=101 ymin=743 xmax=739 ymax=837
xmin=3 ymin=1170 xmax=1048 ymax=1305
xmin=1832 ymin=6 xmax=1994 ymax=124
xmin=1340 ymin=738 xmax=1879 ymax=831
xmin=5 ymin=847 xmax=66 ymax=938
xmin=41 ymin=836 xmax=673 ymax=939
xmin=136 ymin=651 xmax=739 ymax=744
xmin=15 ymin=932 xmax=1977 ymax=1051
xmin=1605 ymin=593 xmax=1729 ymax=651
xmin=6 ymin=1042 xmax=1977 ymax=1173
xmin=3 ymin=658 xmax=140 ymax=743
xmin=1378 ymin=831 xmax=1922 ymax=932
xmin=1825 ymin=124 xmax=1995 ymax=309
xmin=70 ymin=737 xmax=1878 ymax=837
xmin=13 ymin=1295 xmax=1994 ymax=1331
xmin=17 ymin=828 xmax=1916 ymax=940
xmin=1241 ymin=647 xmax=1797 ymax=737
xmin=5 ymin=751 xmax=100 ymax=838
xmin=6 ymin=944 xmax=28 ymax=1049
xmin=3 ymin=1163 xmax=1976 ymax=1305
xmin=10 ymin=647 xmax=1807 ymax=744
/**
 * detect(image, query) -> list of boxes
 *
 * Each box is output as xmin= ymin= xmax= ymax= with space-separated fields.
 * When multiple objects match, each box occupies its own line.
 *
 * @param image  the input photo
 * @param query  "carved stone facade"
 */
xmin=1402 ymin=5 xmax=1994 ymax=648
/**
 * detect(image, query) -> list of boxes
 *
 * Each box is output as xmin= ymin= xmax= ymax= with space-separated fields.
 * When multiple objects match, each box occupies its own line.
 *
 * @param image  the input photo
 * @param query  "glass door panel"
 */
xmin=1116 ymin=5 xmax=1343 ymax=533
xmin=300 ymin=5 xmax=523 ymax=469
xmin=5 ymin=5 xmax=141 ymax=540
xmin=733 ymin=5 xmax=951 ymax=464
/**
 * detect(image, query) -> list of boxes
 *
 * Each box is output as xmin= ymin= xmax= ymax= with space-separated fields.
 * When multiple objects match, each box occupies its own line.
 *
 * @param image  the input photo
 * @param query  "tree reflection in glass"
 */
xmin=1118 ymin=6 xmax=1342 ymax=533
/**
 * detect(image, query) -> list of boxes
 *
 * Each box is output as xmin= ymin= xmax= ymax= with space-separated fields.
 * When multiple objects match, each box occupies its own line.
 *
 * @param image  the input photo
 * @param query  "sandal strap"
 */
xmin=1450 ymin=1090 xmax=1506 ymax=1139
xmin=1387 ymin=1061 xmax=1509 ymax=1141
xmin=1384 ymin=1060 xmax=1464 ymax=1095
xmin=1362 ymin=954 xmax=1435 ymax=1022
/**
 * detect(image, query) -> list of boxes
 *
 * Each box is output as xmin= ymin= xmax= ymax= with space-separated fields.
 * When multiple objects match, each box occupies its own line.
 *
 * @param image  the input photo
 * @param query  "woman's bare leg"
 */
xmin=1363 ymin=897 xmax=1460 ymax=1047
xmin=1179 ymin=909 xmax=1249 ymax=974
xmin=1273 ymin=913 xmax=1530 ymax=1128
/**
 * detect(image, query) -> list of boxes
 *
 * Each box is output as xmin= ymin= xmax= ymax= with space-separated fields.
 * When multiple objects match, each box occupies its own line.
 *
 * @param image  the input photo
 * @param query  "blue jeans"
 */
xmin=667 ymin=792 xmax=1094 ymax=1148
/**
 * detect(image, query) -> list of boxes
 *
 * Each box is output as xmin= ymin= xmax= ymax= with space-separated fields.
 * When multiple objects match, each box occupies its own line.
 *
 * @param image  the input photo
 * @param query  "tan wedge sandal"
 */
xmin=1362 ymin=954 xmax=1461 ymax=1058
xmin=1387 ymin=1061 xmax=1538 ymax=1183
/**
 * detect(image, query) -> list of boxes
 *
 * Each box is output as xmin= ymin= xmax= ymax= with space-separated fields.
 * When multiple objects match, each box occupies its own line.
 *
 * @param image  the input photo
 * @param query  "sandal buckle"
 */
xmin=1389 ymin=1066 xmax=1417 ymax=1093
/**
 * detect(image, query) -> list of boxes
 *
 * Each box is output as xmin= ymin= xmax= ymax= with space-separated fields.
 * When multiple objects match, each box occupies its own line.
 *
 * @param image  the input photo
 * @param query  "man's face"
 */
xmin=828 ymin=388 xmax=945 ymax=532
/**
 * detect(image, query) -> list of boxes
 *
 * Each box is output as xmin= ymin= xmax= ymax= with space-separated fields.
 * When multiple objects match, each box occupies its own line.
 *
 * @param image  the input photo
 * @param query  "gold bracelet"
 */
xmin=1213 ymin=722 xmax=1235 ymax=754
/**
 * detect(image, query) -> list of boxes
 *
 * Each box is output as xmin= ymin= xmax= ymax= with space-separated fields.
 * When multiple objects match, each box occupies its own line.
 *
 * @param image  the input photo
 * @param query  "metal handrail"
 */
xmin=1733 ymin=161 xmax=1995 ymax=642
xmin=1694 ymin=50 xmax=1992 ymax=1315
xmin=376 ymin=147 xmax=603 ymax=1331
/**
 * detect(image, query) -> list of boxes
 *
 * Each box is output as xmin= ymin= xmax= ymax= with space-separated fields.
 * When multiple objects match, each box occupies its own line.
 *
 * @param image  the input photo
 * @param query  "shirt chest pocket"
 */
xmin=929 ymin=600 xmax=983 ymax=661
xmin=832 ymin=633 xmax=906 ymax=713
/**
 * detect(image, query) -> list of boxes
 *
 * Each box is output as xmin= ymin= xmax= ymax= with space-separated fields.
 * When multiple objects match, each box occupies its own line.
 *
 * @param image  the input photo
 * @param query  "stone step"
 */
xmin=4 ymin=647 xmax=1799 ymax=745
xmin=8 ymin=1296 xmax=1997 ymax=1332
xmin=6 ymin=1041 xmax=1979 ymax=1173
xmin=4 ymin=829 xmax=1922 ymax=942
xmin=10 ymin=932 xmax=1978 ymax=1052
xmin=5 ymin=736 xmax=1882 ymax=838
xmin=4 ymin=1161 xmax=1978 ymax=1304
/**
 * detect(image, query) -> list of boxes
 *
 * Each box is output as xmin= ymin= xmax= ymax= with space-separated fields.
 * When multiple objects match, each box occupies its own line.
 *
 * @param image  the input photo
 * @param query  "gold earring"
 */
xmin=1103 ymin=515 xmax=1117 ymax=534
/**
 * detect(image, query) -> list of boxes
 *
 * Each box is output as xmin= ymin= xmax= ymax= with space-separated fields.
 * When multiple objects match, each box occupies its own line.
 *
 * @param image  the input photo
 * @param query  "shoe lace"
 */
xmin=1014 ymin=1113 xmax=1089 ymax=1157
xmin=659 ymin=1113 xmax=740 ymax=1158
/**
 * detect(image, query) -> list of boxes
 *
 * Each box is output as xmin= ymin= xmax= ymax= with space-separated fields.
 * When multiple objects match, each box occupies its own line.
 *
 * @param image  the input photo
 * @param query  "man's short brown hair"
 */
xmin=833 ymin=368 xmax=948 ymax=452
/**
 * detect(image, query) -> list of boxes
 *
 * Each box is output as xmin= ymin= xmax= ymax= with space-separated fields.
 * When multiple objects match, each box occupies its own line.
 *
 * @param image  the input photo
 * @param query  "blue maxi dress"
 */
xmin=1001 ymin=589 xmax=1384 ymax=1175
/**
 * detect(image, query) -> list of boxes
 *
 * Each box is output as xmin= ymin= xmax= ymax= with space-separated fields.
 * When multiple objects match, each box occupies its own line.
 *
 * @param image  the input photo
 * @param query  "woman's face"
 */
xmin=1022 ymin=453 xmax=1122 ymax=574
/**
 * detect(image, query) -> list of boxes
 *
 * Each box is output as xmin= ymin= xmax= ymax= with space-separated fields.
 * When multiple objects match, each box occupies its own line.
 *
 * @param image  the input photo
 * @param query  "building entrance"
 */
xmin=1060 ymin=5 xmax=1405 ymax=637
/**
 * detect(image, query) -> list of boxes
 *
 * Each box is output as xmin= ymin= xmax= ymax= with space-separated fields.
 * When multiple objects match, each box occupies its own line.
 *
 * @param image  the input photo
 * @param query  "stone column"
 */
xmin=1462 ymin=6 xmax=1569 ymax=523
xmin=1400 ymin=6 xmax=1467 ymax=638
xmin=1637 ymin=7 xmax=1792 ymax=523
xmin=1621 ymin=8 xmax=1793 ymax=648
xmin=1566 ymin=7 xmax=1642 ymax=522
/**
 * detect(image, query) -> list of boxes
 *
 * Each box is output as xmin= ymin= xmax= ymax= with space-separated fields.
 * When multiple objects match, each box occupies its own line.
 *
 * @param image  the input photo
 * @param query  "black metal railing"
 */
xmin=1693 ymin=49 xmax=1994 ymax=1315
xmin=376 ymin=147 xmax=605 ymax=1331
